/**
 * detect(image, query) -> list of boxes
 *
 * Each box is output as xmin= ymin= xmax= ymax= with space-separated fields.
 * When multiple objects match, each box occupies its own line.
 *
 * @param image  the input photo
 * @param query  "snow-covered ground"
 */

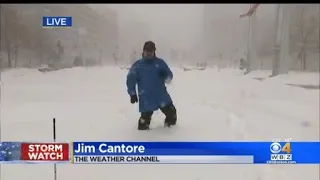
xmin=1 ymin=67 xmax=319 ymax=180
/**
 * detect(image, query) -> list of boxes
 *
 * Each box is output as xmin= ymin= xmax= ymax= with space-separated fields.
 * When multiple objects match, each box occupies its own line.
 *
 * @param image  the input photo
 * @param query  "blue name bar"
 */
xmin=42 ymin=16 xmax=72 ymax=27
xmin=72 ymin=142 xmax=320 ymax=164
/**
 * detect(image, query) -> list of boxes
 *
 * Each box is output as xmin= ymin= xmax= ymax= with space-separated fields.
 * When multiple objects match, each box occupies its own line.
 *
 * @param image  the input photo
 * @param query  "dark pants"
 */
xmin=138 ymin=103 xmax=177 ymax=129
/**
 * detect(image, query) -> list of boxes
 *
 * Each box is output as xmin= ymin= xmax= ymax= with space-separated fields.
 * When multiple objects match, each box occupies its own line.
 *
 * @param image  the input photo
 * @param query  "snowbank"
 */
xmin=1 ymin=66 xmax=319 ymax=180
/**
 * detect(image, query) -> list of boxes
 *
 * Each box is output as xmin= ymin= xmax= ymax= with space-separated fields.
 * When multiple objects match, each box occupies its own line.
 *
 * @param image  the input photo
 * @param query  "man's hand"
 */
xmin=130 ymin=94 xmax=138 ymax=104
xmin=159 ymin=70 xmax=172 ymax=84
xmin=165 ymin=77 xmax=172 ymax=84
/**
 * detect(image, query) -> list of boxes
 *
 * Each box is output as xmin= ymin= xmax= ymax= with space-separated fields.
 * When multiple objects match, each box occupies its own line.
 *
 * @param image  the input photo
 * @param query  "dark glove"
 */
xmin=130 ymin=94 xmax=138 ymax=104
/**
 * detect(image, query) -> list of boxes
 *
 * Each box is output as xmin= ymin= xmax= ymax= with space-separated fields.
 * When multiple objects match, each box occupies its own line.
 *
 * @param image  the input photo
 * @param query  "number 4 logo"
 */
xmin=282 ymin=142 xmax=292 ymax=153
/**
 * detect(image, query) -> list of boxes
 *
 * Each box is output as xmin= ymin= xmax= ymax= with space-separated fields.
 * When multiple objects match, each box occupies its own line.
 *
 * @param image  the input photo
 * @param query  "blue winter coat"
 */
xmin=126 ymin=57 xmax=173 ymax=112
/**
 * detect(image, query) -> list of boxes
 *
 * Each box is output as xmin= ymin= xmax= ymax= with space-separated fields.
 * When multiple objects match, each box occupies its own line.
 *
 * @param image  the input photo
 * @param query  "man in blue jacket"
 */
xmin=126 ymin=41 xmax=177 ymax=130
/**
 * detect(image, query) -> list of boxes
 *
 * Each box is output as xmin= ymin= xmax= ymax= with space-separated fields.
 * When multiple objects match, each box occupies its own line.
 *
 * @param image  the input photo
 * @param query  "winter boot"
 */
xmin=138 ymin=111 xmax=153 ymax=130
xmin=138 ymin=117 xmax=151 ymax=130
xmin=164 ymin=114 xmax=177 ymax=127
xmin=161 ymin=104 xmax=177 ymax=127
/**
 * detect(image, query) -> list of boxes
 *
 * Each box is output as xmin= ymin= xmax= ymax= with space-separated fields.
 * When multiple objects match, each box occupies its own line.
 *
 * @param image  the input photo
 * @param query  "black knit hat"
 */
xmin=143 ymin=41 xmax=156 ymax=52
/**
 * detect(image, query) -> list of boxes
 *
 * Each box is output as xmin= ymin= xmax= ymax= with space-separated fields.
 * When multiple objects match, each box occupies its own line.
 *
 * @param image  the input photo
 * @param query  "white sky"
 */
xmin=106 ymin=4 xmax=204 ymax=49
xmin=92 ymin=4 xmax=276 ymax=53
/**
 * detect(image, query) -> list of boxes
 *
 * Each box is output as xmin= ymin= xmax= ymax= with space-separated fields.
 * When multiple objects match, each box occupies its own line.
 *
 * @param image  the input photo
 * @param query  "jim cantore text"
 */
xmin=42 ymin=16 xmax=72 ymax=27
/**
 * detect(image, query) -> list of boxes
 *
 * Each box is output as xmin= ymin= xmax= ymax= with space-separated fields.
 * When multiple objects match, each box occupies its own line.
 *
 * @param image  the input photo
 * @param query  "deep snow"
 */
xmin=0 ymin=67 xmax=319 ymax=180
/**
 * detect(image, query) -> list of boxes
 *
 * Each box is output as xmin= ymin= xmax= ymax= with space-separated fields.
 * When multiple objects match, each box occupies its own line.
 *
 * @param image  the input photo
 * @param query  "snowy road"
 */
xmin=1 ymin=67 xmax=319 ymax=180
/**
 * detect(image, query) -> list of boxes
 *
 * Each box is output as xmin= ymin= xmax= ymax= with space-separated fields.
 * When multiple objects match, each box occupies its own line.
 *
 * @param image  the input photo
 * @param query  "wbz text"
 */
xmin=21 ymin=143 xmax=69 ymax=161
xmin=271 ymin=154 xmax=292 ymax=160
xmin=268 ymin=154 xmax=296 ymax=164
xmin=73 ymin=155 xmax=160 ymax=164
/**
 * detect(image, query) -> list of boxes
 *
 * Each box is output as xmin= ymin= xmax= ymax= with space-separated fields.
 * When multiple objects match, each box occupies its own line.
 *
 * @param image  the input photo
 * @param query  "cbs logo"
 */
xmin=270 ymin=142 xmax=292 ymax=154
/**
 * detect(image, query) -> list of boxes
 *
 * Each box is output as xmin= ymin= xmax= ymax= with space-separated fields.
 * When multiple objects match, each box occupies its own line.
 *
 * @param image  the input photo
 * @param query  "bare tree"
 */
xmin=1 ymin=5 xmax=21 ymax=68
xmin=21 ymin=11 xmax=55 ymax=66
xmin=0 ymin=5 xmax=55 ymax=68
xmin=290 ymin=5 xmax=320 ymax=70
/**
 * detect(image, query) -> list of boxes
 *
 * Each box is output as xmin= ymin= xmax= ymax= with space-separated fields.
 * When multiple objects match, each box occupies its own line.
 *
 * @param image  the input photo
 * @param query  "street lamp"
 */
xmin=271 ymin=4 xmax=281 ymax=77
xmin=240 ymin=4 xmax=260 ymax=74
xmin=77 ymin=27 xmax=87 ymax=58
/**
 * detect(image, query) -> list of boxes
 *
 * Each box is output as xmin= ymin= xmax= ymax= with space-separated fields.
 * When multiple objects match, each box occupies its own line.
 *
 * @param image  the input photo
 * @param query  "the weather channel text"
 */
xmin=20 ymin=143 xmax=69 ymax=161
xmin=72 ymin=155 xmax=253 ymax=164
xmin=74 ymin=155 xmax=160 ymax=164
xmin=42 ymin=16 xmax=72 ymax=27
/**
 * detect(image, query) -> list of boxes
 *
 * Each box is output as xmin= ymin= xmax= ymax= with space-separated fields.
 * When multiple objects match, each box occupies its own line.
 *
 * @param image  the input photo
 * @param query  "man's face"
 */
xmin=143 ymin=50 xmax=155 ymax=59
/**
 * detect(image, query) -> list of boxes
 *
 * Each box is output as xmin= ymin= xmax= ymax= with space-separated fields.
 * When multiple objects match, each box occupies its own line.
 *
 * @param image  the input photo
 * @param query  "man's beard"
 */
xmin=142 ymin=52 xmax=156 ymax=59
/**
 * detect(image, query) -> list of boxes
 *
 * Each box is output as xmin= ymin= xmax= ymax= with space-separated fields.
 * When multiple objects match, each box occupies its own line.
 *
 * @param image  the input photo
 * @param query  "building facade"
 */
xmin=14 ymin=4 xmax=117 ymax=60
xmin=56 ymin=4 xmax=118 ymax=61
xmin=118 ymin=19 xmax=151 ymax=64
xmin=203 ymin=4 xmax=248 ymax=66
xmin=2 ymin=4 xmax=118 ymax=66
